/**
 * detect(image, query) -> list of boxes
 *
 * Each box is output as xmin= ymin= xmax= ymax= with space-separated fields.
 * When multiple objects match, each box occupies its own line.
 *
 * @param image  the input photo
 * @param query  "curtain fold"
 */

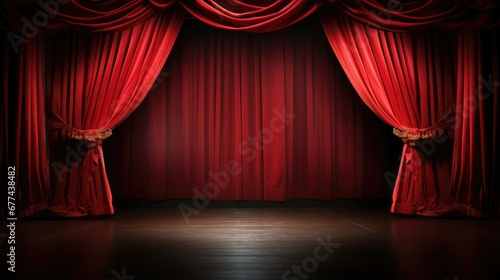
xmin=0 ymin=0 xmax=176 ymax=32
xmin=104 ymin=16 xmax=391 ymax=202
xmin=320 ymin=7 xmax=457 ymax=216
xmin=329 ymin=0 xmax=500 ymax=32
xmin=2 ymin=0 xmax=322 ymax=33
xmin=44 ymin=6 xmax=184 ymax=217
xmin=3 ymin=1 xmax=500 ymax=33
xmin=449 ymin=28 xmax=500 ymax=217
xmin=177 ymin=0 xmax=324 ymax=32
xmin=0 ymin=33 xmax=51 ymax=218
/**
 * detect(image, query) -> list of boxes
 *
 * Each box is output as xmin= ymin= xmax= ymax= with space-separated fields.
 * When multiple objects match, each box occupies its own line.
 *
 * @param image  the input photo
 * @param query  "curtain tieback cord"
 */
xmin=393 ymin=110 xmax=455 ymax=147
xmin=49 ymin=112 xmax=112 ymax=148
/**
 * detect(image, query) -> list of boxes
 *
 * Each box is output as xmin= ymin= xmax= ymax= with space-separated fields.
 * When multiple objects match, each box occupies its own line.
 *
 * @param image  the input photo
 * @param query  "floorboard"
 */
xmin=3 ymin=204 xmax=500 ymax=280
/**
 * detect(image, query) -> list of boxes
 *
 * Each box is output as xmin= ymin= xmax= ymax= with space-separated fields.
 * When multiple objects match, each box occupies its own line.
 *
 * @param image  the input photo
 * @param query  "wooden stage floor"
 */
xmin=5 ymin=202 xmax=500 ymax=279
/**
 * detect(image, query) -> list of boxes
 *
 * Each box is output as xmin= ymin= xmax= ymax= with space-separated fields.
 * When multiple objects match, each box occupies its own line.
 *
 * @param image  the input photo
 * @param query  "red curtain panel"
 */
xmin=1 ymin=1 xmax=183 ymax=218
xmin=0 ymin=33 xmax=51 ymax=217
xmin=449 ymin=29 xmax=500 ymax=217
xmin=104 ymin=16 xmax=391 ymax=202
xmin=43 ymin=8 xmax=184 ymax=217
xmin=320 ymin=7 xmax=458 ymax=216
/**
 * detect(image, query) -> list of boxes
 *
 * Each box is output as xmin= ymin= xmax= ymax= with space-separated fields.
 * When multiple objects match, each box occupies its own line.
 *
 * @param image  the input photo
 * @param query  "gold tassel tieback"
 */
xmin=67 ymin=129 xmax=113 ymax=148
xmin=393 ymin=127 xmax=436 ymax=146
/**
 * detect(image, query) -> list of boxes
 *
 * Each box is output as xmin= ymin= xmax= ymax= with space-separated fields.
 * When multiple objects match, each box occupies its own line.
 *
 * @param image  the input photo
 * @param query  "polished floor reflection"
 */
xmin=8 ymin=203 xmax=500 ymax=280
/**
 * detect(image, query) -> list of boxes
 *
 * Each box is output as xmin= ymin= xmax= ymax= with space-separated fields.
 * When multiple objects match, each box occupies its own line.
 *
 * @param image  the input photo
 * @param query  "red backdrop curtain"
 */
xmin=0 ymin=33 xmax=51 ymax=218
xmin=104 ymin=16 xmax=391 ymax=202
xmin=320 ymin=7 xmax=458 ymax=216
xmin=44 ymin=7 xmax=184 ymax=217
xmin=449 ymin=29 xmax=500 ymax=217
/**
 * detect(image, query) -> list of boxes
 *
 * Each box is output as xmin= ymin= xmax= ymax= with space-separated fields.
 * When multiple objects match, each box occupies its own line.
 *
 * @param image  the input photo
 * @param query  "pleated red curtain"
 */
xmin=449 ymin=29 xmax=500 ymax=217
xmin=44 ymin=7 xmax=184 ymax=216
xmin=0 ymin=33 xmax=51 ymax=218
xmin=104 ymin=17 xmax=391 ymax=202
xmin=320 ymin=7 xmax=457 ymax=216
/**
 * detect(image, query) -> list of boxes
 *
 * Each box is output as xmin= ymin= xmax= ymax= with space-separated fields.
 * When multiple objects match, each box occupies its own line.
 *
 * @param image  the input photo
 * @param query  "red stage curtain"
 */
xmin=449 ymin=29 xmax=500 ymax=217
xmin=329 ymin=0 xmax=500 ymax=32
xmin=320 ymin=7 xmax=458 ymax=216
xmin=44 ymin=7 xmax=184 ymax=217
xmin=104 ymin=16 xmax=391 ymax=202
xmin=0 ymin=34 xmax=51 ymax=218
xmin=177 ymin=0 xmax=323 ymax=32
